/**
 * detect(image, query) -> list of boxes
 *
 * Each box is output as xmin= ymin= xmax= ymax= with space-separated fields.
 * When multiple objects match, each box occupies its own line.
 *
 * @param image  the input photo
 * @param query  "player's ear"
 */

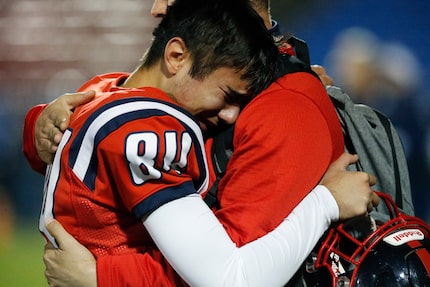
xmin=164 ymin=37 xmax=189 ymax=75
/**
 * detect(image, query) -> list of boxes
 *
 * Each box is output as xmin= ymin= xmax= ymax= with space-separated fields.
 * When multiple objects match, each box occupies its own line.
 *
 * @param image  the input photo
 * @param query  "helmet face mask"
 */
xmin=302 ymin=192 xmax=430 ymax=287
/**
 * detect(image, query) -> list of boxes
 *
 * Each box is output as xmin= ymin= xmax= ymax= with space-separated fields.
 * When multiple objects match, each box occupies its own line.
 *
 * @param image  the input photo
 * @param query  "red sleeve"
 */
xmin=215 ymin=72 xmax=344 ymax=246
xmin=97 ymin=253 xmax=182 ymax=287
xmin=22 ymin=104 xmax=48 ymax=174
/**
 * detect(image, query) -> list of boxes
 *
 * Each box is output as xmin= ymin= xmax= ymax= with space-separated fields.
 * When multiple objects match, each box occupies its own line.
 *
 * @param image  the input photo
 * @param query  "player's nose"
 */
xmin=218 ymin=105 xmax=240 ymax=125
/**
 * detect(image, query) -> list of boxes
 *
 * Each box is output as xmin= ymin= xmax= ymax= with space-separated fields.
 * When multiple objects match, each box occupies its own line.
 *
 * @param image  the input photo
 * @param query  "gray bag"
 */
xmin=327 ymin=86 xmax=415 ymax=221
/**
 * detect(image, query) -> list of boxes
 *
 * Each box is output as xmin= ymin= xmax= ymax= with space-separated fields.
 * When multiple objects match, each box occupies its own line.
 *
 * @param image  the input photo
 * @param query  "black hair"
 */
xmin=142 ymin=0 xmax=279 ymax=97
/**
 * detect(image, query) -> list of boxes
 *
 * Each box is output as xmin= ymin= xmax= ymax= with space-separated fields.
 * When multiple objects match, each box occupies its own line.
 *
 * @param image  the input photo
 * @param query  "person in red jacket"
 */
xmin=24 ymin=0 xmax=379 ymax=286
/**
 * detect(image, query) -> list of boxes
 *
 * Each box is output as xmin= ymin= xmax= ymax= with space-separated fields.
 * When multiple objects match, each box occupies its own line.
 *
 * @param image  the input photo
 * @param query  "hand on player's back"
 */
xmin=35 ymin=90 xmax=95 ymax=163
xmin=44 ymin=220 xmax=97 ymax=287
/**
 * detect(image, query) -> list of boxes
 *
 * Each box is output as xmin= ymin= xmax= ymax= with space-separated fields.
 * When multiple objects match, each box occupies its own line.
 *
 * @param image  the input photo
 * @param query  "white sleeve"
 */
xmin=144 ymin=185 xmax=339 ymax=287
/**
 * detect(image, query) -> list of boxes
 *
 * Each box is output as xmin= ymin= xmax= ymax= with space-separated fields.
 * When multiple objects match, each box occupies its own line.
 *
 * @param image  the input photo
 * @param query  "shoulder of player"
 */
xmin=246 ymin=72 xmax=324 ymax=105
xmin=70 ymin=91 xmax=202 ymax=146
xmin=77 ymin=72 xmax=131 ymax=93
xmin=274 ymin=71 xmax=323 ymax=91
xmin=243 ymin=72 xmax=324 ymax=109
xmin=92 ymin=89 xmax=194 ymax=123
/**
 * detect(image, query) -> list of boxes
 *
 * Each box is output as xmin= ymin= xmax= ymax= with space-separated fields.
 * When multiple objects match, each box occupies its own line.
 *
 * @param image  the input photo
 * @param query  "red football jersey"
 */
xmin=39 ymin=73 xmax=209 ymax=258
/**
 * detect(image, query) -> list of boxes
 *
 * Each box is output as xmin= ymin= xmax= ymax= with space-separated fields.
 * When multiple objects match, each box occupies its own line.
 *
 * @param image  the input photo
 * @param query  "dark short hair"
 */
xmin=142 ymin=0 xmax=278 ymax=97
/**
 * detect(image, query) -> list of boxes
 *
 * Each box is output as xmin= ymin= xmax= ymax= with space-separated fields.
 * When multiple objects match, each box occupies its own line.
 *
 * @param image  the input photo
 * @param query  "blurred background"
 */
xmin=0 ymin=0 xmax=429 ymax=285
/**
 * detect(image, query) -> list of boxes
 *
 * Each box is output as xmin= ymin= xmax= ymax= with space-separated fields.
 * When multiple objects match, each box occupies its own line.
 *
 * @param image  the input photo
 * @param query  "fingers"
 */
xmin=44 ymin=241 xmax=59 ymax=286
xmin=371 ymin=191 xmax=380 ymax=208
xmin=368 ymin=173 xmax=377 ymax=187
xmin=320 ymin=153 xmax=358 ymax=185
xmin=329 ymin=153 xmax=376 ymax=186
xmin=333 ymin=153 xmax=359 ymax=170
xmin=49 ymin=112 xmax=68 ymax=133
xmin=46 ymin=219 xmax=77 ymax=250
xmin=311 ymin=65 xmax=334 ymax=86
xmin=65 ymin=90 xmax=96 ymax=107
xmin=311 ymin=65 xmax=325 ymax=75
xmin=35 ymin=90 xmax=95 ymax=164
xmin=320 ymin=75 xmax=334 ymax=86
xmin=367 ymin=192 xmax=380 ymax=212
xmin=58 ymin=90 xmax=96 ymax=132
xmin=44 ymin=241 xmax=56 ymax=252
xmin=43 ymin=220 xmax=97 ymax=287
xmin=54 ymin=90 xmax=96 ymax=132
xmin=355 ymin=171 xmax=377 ymax=187
xmin=41 ymin=122 xmax=62 ymax=146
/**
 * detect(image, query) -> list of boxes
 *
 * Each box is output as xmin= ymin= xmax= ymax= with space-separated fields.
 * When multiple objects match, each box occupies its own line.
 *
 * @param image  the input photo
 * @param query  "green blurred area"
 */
xmin=0 ymin=224 xmax=46 ymax=287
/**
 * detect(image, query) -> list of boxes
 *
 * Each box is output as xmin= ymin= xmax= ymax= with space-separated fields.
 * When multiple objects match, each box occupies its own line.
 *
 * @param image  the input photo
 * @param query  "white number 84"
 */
xmin=125 ymin=131 xmax=192 ymax=185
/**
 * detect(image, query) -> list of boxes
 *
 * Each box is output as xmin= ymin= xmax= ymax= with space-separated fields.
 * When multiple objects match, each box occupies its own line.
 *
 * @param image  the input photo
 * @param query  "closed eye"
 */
xmin=223 ymin=87 xmax=250 ymax=107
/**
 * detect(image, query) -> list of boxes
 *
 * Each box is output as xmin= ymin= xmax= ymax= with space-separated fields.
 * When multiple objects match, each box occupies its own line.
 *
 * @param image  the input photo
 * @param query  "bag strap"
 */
xmin=204 ymin=125 xmax=234 ymax=209
xmin=374 ymin=110 xmax=403 ymax=209
xmin=287 ymin=36 xmax=311 ymax=66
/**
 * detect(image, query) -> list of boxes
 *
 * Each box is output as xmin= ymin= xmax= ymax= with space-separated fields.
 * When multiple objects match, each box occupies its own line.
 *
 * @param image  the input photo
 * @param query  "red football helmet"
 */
xmin=302 ymin=192 xmax=430 ymax=287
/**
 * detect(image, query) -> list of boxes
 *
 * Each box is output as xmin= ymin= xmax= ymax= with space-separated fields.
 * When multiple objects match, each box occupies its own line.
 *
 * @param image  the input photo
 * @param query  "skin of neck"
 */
xmin=121 ymin=65 xmax=162 ymax=89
